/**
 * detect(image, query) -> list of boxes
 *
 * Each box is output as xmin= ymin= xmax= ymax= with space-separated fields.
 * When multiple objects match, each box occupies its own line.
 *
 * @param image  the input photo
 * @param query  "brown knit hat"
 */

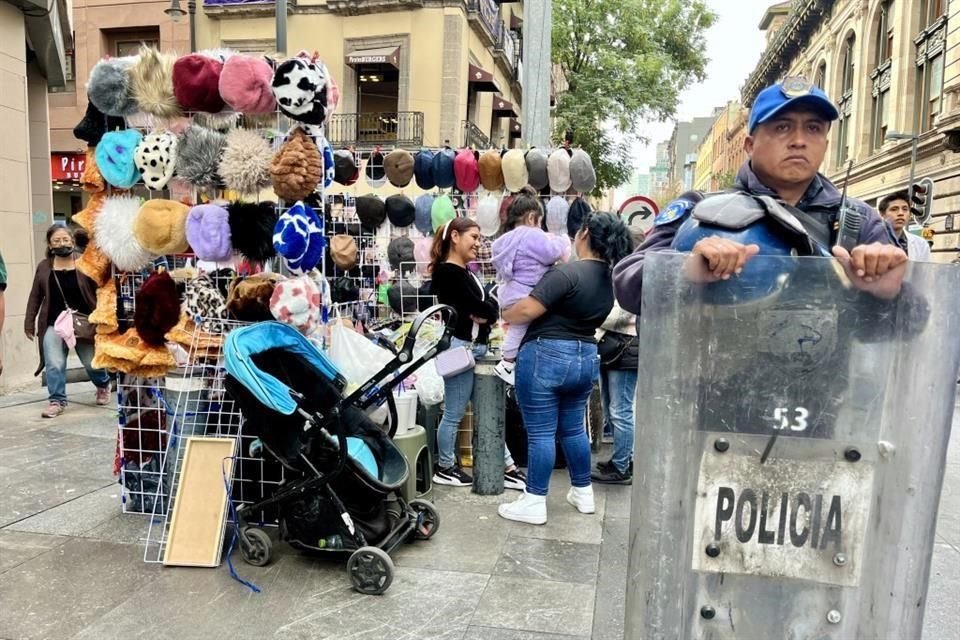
xmin=133 ymin=199 xmax=191 ymax=255
xmin=478 ymin=150 xmax=504 ymax=191
xmin=271 ymin=128 xmax=323 ymax=202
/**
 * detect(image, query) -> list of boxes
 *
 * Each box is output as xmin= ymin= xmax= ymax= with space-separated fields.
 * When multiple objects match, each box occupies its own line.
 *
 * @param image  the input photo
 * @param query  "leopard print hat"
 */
xmin=134 ymin=131 xmax=179 ymax=191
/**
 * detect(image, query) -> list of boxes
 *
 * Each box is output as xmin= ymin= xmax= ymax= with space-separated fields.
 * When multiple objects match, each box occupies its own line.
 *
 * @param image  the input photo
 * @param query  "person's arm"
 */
xmin=24 ymin=266 xmax=45 ymax=340
xmin=612 ymin=222 xmax=682 ymax=314
xmin=502 ymin=296 xmax=547 ymax=324
xmin=528 ymin=229 xmax=565 ymax=266
xmin=502 ymin=268 xmax=574 ymax=324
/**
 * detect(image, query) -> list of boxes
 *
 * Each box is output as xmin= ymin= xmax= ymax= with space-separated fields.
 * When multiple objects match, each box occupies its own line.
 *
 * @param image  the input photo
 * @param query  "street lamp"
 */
xmin=165 ymin=0 xmax=197 ymax=53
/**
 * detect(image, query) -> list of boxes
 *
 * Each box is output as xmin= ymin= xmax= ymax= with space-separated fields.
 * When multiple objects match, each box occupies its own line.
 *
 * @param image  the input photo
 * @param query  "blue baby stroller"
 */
xmin=222 ymin=305 xmax=456 ymax=594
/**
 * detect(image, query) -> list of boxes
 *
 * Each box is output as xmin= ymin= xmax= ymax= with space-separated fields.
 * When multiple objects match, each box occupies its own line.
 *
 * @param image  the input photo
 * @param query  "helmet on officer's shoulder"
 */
xmin=672 ymin=212 xmax=798 ymax=306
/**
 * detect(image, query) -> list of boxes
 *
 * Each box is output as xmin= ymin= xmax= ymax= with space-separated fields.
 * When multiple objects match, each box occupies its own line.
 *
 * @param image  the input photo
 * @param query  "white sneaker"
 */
xmin=494 ymin=360 xmax=515 ymax=386
xmin=566 ymin=486 xmax=595 ymax=514
xmin=497 ymin=491 xmax=547 ymax=525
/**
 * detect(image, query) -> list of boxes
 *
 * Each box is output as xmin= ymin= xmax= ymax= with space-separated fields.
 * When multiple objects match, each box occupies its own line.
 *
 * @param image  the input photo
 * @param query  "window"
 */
xmin=915 ymin=0 xmax=947 ymax=132
xmin=104 ymin=28 xmax=160 ymax=58
xmin=870 ymin=2 xmax=893 ymax=150
xmin=116 ymin=39 xmax=158 ymax=57
xmin=814 ymin=62 xmax=826 ymax=90
xmin=836 ymin=33 xmax=855 ymax=165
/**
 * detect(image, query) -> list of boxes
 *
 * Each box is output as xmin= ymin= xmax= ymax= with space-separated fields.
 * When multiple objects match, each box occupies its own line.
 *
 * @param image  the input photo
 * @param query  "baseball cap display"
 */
xmin=414 ymin=149 xmax=436 ymax=190
xmin=384 ymin=149 xmax=414 ymax=187
xmin=432 ymin=147 xmax=457 ymax=189
xmin=386 ymin=194 xmax=416 ymax=227
xmin=330 ymin=234 xmax=359 ymax=270
xmin=748 ymin=76 xmax=839 ymax=133
xmin=356 ymin=195 xmax=387 ymax=231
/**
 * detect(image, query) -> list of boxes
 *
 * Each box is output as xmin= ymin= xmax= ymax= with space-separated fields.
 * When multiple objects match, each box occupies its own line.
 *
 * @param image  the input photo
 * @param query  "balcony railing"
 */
xmin=462 ymin=120 xmax=490 ymax=149
xmin=326 ymin=111 xmax=424 ymax=149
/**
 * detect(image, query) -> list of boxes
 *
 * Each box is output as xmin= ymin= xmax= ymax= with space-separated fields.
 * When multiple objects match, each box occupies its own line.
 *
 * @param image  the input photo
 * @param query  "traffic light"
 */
xmin=909 ymin=177 xmax=934 ymax=225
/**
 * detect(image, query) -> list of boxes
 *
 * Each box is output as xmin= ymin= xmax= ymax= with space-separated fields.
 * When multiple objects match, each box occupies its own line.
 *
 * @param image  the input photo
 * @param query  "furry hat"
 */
xmin=134 ymin=271 xmax=181 ymax=346
xmin=477 ymin=194 xmax=500 ymax=237
xmin=186 ymin=204 xmax=232 ymax=262
xmin=134 ymin=131 xmax=179 ymax=191
xmin=80 ymin=147 xmax=106 ymax=194
xmin=87 ymin=57 xmax=138 ymax=117
xmin=548 ymin=148 xmax=572 ymax=193
xmin=478 ymin=150 xmax=504 ymax=192
xmin=454 ymin=148 xmax=481 ymax=193
xmin=88 ymin=278 xmax=118 ymax=334
xmin=172 ymin=54 xmax=225 ymax=113
xmin=227 ymin=273 xmax=281 ymax=321
xmin=501 ymin=149 xmax=528 ymax=193
xmin=414 ymin=194 xmax=434 ymax=235
xmin=273 ymin=201 xmax=324 ymax=274
xmin=219 ymin=54 xmax=277 ymax=114
xmin=321 ymin=137 xmax=336 ymax=188
xmin=546 ymin=195 xmax=569 ymax=235
xmin=269 ymin=275 xmax=321 ymax=335
xmin=130 ymin=47 xmax=181 ymax=118
xmin=176 ymin=126 xmax=225 ymax=192
xmin=96 ymin=129 xmax=143 ymax=189
xmin=73 ymin=101 xmax=126 ymax=146
xmin=227 ymin=201 xmax=278 ymax=262
xmin=184 ymin=274 xmax=229 ymax=333
xmin=271 ymin=55 xmax=329 ymax=125
xmin=134 ymin=199 xmax=190 ymax=255
xmin=94 ymin=196 xmax=153 ymax=272
xmin=271 ymin=128 xmax=322 ymax=202
xmin=76 ymin=239 xmax=113 ymax=287
xmin=220 ymin=128 xmax=272 ymax=195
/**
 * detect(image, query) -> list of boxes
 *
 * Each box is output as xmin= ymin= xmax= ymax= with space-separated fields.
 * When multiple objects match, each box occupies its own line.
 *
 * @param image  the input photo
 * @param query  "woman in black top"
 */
xmin=429 ymin=217 xmax=525 ymax=490
xmin=497 ymin=212 xmax=632 ymax=524
xmin=24 ymin=224 xmax=111 ymax=418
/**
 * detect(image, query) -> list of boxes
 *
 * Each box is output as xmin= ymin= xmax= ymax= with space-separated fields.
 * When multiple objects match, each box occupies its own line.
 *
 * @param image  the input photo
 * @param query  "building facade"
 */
xmin=742 ymin=0 xmax=960 ymax=262
xmin=194 ymin=0 xmax=524 ymax=158
xmin=693 ymin=126 xmax=714 ymax=192
xmin=1 ymin=0 xmax=73 ymax=392
xmin=650 ymin=141 xmax=670 ymax=194
xmin=667 ymin=116 xmax=716 ymax=189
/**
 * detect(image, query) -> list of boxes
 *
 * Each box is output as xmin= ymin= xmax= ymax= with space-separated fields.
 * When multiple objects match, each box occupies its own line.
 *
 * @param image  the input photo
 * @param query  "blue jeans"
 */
xmin=43 ymin=326 xmax=110 ymax=404
xmin=437 ymin=337 xmax=515 ymax=469
xmin=600 ymin=367 xmax=638 ymax=474
xmin=516 ymin=338 xmax=599 ymax=496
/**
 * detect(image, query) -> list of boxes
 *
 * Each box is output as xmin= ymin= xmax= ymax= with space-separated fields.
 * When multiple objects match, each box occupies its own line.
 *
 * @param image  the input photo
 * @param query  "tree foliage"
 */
xmin=552 ymin=0 xmax=715 ymax=194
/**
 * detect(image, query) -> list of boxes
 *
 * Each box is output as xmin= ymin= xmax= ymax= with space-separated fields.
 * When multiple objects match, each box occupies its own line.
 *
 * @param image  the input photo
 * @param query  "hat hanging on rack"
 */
xmin=330 ymin=234 xmax=359 ymax=271
xmin=219 ymin=54 xmax=277 ymax=114
xmin=94 ymin=195 xmax=153 ymax=272
xmin=227 ymin=200 xmax=279 ymax=262
xmin=95 ymin=129 xmax=143 ymax=189
xmin=228 ymin=273 xmax=282 ymax=321
xmin=431 ymin=194 xmax=456 ymax=232
xmin=134 ymin=271 xmax=181 ymax=347
xmin=478 ymin=149 xmax=505 ymax=192
xmin=333 ymin=149 xmax=359 ymax=185
xmin=130 ymin=47 xmax=181 ymax=118
xmin=173 ymin=53 xmax=226 ymax=113
xmin=271 ymin=54 xmax=330 ymax=125
xmin=134 ymin=199 xmax=191 ymax=256
xmin=134 ymin=131 xmax=179 ymax=191
xmin=87 ymin=56 xmax=139 ymax=117
xmin=454 ymin=148 xmax=481 ymax=193
xmin=386 ymin=194 xmax=416 ymax=228
xmin=356 ymin=194 xmax=387 ymax=232
xmin=501 ymin=148 xmax=528 ymax=193
xmin=526 ymin=148 xmax=549 ymax=191
xmin=186 ymin=203 xmax=233 ymax=262
xmin=546 ymin=195 xmax=570 ymax=235
xmin=384 ymin=148 xmax=415 ymax=187
xmin=365 ymin=147 xmax=386 ymax=188
xmin=219 ymin=127 xmax=273 ymax=195
xmin=413 ymin=236 xmax=432 ymax=272
xmin=414 ymin=149 xmax=436 ymax=190
xmin=548 ymin=147 xmax=573 ymax=193
xmin=320 ymin=137 xmax=336 ymax=188
xmin=270 ymin=275 xmax=322 ymax=335
xmin=79 ymin=147 xmax=106 ymax=195
xmin=271 ymin=127 xmax=323 ymax=202
xmin=176 ymin=125 xmax=226 ymax=193
xmin=570 ymin=148 xmax=597 ymax=194
xmin=432 ymin=147 xmax=457 ymax=189
xmin=414 ymin=194 xmax=434 ymax=235
xmin=273 ymin=201 xmax=325 ymax=274
xmin=73 ymin=101 xmax=126 ymax=146
xmin=477 ymin=194 xmax=501 ymax=237
xmin=387 ymin=236 xmax=415 ymax=272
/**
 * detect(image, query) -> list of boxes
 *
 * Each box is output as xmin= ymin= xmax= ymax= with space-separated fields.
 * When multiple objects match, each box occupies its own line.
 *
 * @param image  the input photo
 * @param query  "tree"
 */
xmin=552 ymin=0 xmax=715 ymax=194
xmin=713 ymin=169 xmax=737 ymax=190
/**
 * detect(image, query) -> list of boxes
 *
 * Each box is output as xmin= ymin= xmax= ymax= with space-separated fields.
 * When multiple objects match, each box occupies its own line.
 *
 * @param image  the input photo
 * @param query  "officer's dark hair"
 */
xmin=878 ymin=190 xmax=910 ymax=214
xmin=500 ymin=187 xmax=543 ymax=234
xmin=579 ymin=211 xmax=632 ymax=267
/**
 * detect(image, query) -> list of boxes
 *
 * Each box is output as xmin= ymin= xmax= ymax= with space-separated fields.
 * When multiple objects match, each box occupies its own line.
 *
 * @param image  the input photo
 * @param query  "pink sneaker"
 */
xmin=41 ymin=402 xmax=65 ymax=418
xmin=95 ymin=387 xmax=110 ymax=406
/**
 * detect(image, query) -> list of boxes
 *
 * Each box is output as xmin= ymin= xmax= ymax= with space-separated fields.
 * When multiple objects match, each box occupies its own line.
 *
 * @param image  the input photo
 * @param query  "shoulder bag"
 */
xmin=52 ymin=268 xmax=95 ymax=342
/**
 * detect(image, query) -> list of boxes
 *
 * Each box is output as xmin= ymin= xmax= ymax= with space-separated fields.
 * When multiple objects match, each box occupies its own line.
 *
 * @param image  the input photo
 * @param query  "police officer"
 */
xmin=614 ymin=77 xmax=908 ymax=311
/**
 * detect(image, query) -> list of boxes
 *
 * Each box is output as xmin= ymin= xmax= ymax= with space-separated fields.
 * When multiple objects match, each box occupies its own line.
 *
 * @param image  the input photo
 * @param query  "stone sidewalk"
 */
xmin=0 ymin=382 xmax=957 ymax=640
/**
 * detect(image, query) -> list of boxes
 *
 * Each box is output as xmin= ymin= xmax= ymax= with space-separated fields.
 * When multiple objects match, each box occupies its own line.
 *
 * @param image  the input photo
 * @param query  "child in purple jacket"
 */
xmin=491 ymin=192 xmax=571 ymax=384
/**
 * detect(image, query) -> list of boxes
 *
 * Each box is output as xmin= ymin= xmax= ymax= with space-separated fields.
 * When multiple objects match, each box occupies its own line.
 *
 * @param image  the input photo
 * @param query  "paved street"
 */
xmin=0 ymin=382 xmax=957 ymax=640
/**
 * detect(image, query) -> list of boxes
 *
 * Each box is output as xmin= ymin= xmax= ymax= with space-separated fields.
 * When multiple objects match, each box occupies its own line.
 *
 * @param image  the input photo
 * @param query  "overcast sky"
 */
xmin=622 ymin=0 xmax=776 ymax=192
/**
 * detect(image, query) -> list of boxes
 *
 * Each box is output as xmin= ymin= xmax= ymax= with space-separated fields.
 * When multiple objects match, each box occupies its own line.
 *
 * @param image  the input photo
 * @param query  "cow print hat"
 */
xmin=271 ymin=54 xmax=329 ymax=125
xmin=134 ymin=131 xmax=179 ymax=191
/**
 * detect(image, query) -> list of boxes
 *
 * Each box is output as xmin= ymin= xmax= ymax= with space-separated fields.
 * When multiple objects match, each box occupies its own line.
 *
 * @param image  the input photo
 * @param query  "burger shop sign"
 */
xmin=51 ymin=153 xmax=86 ymax=182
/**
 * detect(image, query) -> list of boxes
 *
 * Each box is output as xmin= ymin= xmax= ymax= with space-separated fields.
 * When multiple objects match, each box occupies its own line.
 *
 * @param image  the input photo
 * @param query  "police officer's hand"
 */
xmin=832 ymin=243 xmax=908 ymax=300
xmin=685 ymin=238 xmax=760 ymax=283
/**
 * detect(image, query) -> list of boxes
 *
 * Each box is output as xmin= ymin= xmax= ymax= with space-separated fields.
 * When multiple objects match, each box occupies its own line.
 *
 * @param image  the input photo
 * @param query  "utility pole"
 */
xmin=522 ymin=0 xmax=551 ymax=148
xmin=276 ymin=0 xmax=287 ymax=56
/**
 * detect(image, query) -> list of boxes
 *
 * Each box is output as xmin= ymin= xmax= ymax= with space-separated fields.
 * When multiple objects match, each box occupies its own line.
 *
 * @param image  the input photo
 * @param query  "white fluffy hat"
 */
xmin=94 ymin=196 xmax=153 ymax=272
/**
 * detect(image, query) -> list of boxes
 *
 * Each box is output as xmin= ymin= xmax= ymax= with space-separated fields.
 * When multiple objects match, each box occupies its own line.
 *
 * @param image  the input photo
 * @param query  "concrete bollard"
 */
xmin=471 ymin=360 xmax=505 ymax=495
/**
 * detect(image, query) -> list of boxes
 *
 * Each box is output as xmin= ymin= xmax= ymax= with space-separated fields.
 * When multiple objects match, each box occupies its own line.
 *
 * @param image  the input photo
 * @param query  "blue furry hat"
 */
xmin=272 ymin=201 xmax=325 ymax=274
xmin=321 ymin=137 xmax=335 ymax=188
xmin=87 ymin=57 xmax=138 ymax=117
xmin=95 ymin=129 xmax=143 ymax=189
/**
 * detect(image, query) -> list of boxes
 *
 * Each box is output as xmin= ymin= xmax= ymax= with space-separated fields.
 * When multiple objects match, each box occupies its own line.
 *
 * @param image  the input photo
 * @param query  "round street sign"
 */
xmin=619 ymin=195 xmax=659 ymax=235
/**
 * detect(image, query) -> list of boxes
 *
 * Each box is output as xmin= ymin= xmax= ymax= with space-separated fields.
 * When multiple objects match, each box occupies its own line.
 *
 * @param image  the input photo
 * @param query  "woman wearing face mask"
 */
xmin=429 ymin=217 xmax=526 ymax=490
xmin=25 ymin=223 xmax=111 ymax=418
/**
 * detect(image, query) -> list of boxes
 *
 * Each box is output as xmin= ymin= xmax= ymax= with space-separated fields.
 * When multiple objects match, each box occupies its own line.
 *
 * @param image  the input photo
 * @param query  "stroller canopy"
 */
xmin=224 ymin=322 xmax=342 ymax=416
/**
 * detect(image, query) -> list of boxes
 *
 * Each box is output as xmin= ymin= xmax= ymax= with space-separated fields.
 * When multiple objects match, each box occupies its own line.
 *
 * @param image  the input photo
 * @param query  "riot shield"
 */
xmin=626 ymin=253 xmax=960 ymax=639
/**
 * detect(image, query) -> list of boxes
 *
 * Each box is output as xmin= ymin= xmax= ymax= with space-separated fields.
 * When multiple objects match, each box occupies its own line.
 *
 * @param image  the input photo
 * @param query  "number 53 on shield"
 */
xmin=772 ymin=407 xmax=809 ymax=431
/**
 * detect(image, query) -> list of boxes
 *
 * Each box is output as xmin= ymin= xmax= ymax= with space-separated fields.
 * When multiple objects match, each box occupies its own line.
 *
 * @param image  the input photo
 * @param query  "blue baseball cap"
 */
xmin=749 ymin=76 xmax=839 ymax=133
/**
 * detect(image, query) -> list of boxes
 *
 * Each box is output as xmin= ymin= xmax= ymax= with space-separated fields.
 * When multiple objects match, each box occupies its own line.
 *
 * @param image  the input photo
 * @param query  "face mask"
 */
xmin=52 ymin=246 xmax=74 ymax=257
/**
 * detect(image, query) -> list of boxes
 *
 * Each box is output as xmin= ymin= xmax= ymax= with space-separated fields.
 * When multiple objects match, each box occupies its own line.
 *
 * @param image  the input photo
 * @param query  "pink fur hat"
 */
xmin=219 ymin=55 xmax=277 ymax=114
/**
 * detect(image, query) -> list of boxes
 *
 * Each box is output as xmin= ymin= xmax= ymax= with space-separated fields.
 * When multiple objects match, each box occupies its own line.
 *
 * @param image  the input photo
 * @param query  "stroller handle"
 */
xmin=398 ymin=304 xmax=458 ymax=363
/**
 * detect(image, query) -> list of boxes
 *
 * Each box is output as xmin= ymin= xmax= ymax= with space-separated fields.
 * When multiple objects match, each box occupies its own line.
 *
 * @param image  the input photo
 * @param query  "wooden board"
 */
xmin=163 ymin=437 xmax=236 ymax=567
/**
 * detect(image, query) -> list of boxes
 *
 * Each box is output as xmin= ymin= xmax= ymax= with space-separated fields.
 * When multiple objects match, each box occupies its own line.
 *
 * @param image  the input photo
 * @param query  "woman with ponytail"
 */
xmin=497 ymin=211 xmax=632 ymax=524
xmin=429 ymin=217 xmax=526 ymax=490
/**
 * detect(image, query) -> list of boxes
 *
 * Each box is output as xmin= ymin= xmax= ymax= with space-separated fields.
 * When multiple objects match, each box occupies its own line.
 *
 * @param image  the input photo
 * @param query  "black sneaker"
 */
xmin=433 ymin=465 xmax=473 ymax=487
xmin=596 ymin=458 xmax=615 ymax=473
xmin=504 ymin=467 xmax=527 ymax=491
xmin=591 ymin=468 xmax=632 ymax=485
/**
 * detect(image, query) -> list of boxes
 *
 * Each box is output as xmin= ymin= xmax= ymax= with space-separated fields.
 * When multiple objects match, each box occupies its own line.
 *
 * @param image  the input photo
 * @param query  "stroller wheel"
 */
xmin=241 ymin=527 xmax=272 ymax=567
xmin=409 ymin=499 xmax=441 ymax=540
xmin=347 ymin=546 xmax=394 ymax=595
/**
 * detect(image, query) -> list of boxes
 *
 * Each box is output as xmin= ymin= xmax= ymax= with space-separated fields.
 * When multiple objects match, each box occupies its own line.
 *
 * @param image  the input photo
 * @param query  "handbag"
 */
xmin=434 ymin=345 xmax=476 ymax=378
xmin=597 ymin=330 xmax=631 ymax=367
xmin=52 ymin=268 xmax=95 ymax=342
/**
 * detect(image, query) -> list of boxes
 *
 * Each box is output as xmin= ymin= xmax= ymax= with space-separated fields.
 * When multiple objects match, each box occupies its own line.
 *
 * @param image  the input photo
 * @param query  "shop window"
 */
xmin=104 ymin=28 xmax=161 ymax=58
xmin=814 ymin=61 xmax=826 ymax=90
xmin=915 ymin=0 xmax=947 ymax=132
xmin=870 ymin=1 xmax=893 ymax=151
xmin=835 ymin=33 xmax=855 ymax=166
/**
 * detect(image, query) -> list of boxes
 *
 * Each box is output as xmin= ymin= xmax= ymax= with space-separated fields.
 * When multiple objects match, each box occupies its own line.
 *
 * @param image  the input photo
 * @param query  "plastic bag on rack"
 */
xmin=414 ymin=360 xmax=444 ymax=406
xmin=328 ymin=319 xmax=393 ymax=389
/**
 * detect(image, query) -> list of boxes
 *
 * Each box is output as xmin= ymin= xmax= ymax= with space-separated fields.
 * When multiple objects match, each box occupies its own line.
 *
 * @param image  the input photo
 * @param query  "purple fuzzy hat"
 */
xmin=186 ymin=204 xmax=233 ymax=262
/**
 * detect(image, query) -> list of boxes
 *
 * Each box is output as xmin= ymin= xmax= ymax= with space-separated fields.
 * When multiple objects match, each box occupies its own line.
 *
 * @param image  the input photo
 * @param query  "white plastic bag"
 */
xmin=328 ymin=321 xmax=394 ymax=388
xmin=414 ymin=360 xmax=445 ymax=406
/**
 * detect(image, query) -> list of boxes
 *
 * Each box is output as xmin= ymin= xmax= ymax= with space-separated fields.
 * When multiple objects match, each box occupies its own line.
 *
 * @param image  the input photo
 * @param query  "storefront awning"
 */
xmin=509 ymin=118 xmax=522 ymax=138
xmin=468 ymin=63 xmax=500 ymax=93
xmin=492 ymin=95 xmax=518 ymax=117
xmin=345 ymin=47 xmax=400 ymax=69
